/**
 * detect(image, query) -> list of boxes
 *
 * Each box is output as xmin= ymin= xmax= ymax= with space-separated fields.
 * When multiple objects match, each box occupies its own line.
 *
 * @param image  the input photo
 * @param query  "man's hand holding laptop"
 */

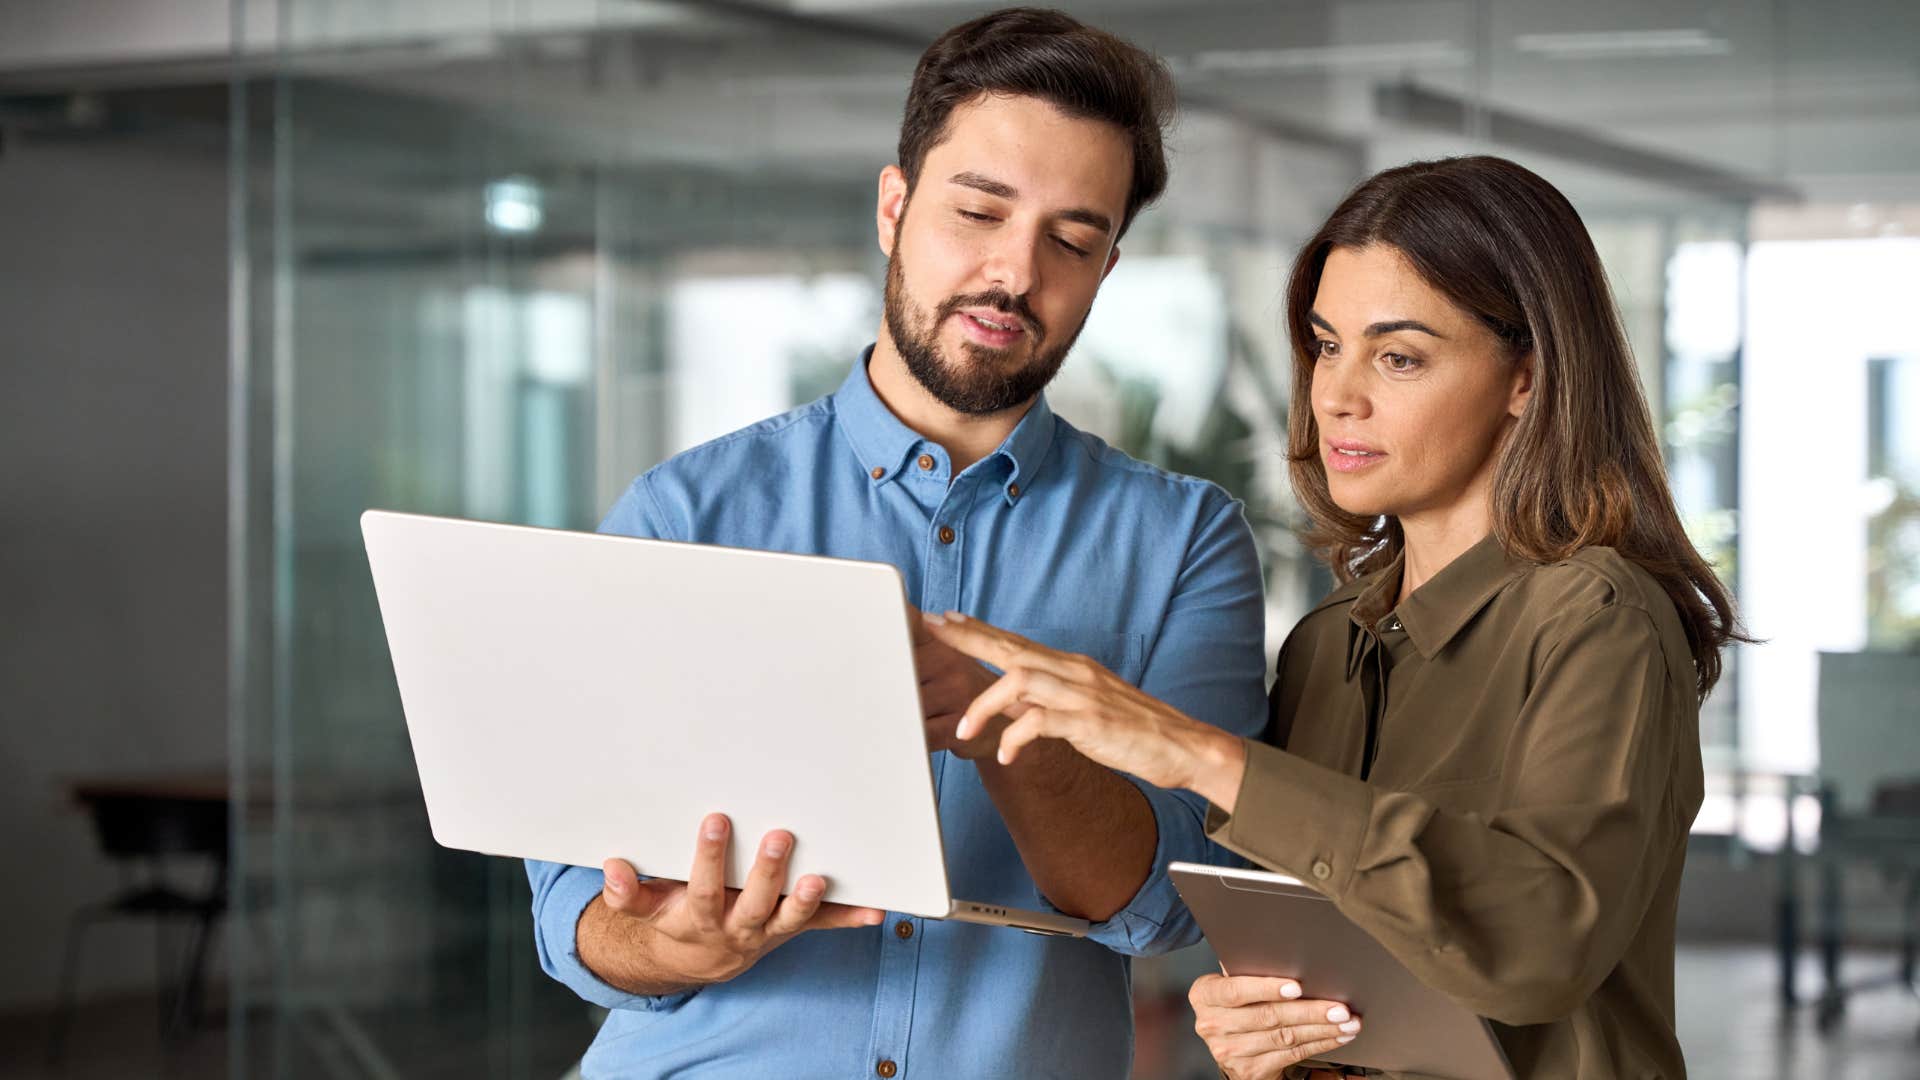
xmin=585 ymin=816 xmax=885 ymax=996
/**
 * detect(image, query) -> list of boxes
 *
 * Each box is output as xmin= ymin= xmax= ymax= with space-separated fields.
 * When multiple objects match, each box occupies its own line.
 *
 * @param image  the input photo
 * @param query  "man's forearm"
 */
xmin=575 ymin=895 xmax=705 ymax=998
xmin=976 ymin=742 xmax=1156 ymax=922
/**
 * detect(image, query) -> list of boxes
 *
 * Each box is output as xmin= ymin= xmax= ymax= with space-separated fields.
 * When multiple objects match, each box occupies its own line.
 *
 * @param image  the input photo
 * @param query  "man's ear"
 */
xmin=876 ymin=165 xmax=910 ymax=258
xmin=1100 ymin=243 xmax=1122 ymax=284
xmin=1508 ymin=351 xmax=1535 ymax=419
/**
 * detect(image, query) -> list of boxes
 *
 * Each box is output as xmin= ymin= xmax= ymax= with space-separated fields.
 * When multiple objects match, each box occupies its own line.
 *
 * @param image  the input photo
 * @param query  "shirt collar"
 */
xmin=1348 ymin=533 xmax=1532 ymax=660
xmin=832 ymin=346 xmax=1057 ymax=505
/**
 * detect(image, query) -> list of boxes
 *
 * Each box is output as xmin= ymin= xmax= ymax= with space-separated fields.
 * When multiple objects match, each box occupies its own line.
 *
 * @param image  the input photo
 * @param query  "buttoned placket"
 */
xmin=864 ymin=447 xmax=994 ymax=1080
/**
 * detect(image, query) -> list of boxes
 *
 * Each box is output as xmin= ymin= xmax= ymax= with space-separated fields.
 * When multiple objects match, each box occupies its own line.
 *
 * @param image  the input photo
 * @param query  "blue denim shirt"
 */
xmin=527 ymin=352 xmax=1266 ymax=1078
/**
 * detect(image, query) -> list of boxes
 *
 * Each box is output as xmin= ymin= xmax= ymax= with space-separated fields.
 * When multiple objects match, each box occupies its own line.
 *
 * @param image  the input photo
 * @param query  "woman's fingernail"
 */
xmin=1327 ymin=1005 xmax=1350 ymax=1023
xmin=1339 ymin=1019 xmax=1361 ymax=1034
xmin=1337 ymin=1034 xmax=1356 ymax=1045
xmin=1280 ymin=982 xmax=1302 ymax=999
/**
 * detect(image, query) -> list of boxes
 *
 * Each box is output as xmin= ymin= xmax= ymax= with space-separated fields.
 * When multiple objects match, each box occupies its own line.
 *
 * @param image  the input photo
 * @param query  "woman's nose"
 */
xmin=1313 ymin=354 xmax=1369 ymax=421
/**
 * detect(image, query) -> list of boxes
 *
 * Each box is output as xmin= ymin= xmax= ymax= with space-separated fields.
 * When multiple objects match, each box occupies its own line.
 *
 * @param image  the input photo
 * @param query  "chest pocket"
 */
xmin=1003 ymin=625 xmax=1148 ymax=685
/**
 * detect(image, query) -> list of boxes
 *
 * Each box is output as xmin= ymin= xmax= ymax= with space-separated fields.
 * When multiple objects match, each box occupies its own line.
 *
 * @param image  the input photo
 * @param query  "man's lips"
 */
xmin=953 ymin=308 xmax=1029 ymax=347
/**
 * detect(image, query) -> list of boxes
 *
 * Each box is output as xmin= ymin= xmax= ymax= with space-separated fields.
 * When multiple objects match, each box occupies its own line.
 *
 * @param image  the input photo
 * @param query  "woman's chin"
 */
xmin=1325 ymin=485 xmax=1391 ymax=520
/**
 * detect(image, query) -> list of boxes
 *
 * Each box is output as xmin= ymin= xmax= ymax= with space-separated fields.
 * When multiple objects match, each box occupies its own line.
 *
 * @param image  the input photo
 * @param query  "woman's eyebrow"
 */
xmin=1364 ymin=318 xmax=1446 ymax=339
xmin=1311 ymin=311 xmax=1447 ymax=339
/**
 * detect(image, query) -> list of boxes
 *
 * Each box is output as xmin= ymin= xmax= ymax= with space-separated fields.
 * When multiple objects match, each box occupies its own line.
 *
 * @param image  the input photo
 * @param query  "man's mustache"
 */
xmin=936 ymin=289 xmax=1044 ymax=342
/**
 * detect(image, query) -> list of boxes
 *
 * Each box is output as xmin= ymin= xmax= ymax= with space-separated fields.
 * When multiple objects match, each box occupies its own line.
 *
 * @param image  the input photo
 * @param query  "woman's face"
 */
xmin=1308 ymin=244 xmax=1532 ymax=524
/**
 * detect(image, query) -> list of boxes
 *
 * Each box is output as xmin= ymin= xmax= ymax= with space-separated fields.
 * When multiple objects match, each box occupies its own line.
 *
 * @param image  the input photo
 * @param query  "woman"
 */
xmin=925 ymin=155 xmax=1743 ymax=1079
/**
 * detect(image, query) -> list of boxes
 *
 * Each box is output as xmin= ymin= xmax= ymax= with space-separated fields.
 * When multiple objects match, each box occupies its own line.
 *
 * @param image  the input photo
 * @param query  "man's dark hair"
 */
xmin=898 ymin=7 xmax=1175 ymax=239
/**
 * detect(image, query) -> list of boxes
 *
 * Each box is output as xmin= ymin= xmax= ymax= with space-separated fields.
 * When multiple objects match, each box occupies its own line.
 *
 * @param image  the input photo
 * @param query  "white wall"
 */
xmin=0 ymin=132 xmax=228 ymax=1010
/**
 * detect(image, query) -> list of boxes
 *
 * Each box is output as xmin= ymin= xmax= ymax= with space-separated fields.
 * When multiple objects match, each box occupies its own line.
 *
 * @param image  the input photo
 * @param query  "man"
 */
xmin=527 ymin=9 xmax=1266 ymax=1076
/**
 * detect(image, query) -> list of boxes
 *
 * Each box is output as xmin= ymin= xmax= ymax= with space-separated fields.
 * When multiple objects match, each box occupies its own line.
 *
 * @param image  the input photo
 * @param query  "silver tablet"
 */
xmin=1171 ymin=862 xmax=1513 ymax=1080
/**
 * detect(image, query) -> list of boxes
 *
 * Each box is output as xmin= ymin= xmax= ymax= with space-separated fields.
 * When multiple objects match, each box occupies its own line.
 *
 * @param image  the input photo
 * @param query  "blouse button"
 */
xmin=1311 ymin=860 xmax=1333 ymax=881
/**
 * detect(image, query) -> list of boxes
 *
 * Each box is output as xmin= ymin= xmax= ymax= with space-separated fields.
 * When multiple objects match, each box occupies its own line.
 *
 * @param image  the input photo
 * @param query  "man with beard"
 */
xmin=526 ymin=9 xmax=1266 ymax=1077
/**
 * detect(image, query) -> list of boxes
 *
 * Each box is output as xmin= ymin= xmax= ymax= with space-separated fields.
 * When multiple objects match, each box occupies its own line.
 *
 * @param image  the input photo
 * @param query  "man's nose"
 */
xmin=980 ymin=229 xmax=1040 ymax=298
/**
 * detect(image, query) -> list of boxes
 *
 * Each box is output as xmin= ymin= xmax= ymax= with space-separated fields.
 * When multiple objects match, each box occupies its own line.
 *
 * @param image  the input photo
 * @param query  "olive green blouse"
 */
xmin=1207 ymin=535 xmax=1704 ymax=1079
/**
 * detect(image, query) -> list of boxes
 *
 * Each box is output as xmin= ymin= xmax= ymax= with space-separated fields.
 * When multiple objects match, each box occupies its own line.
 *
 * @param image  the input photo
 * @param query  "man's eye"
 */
xmin=1056 ymin=237 xmax=1090 ymax=257
xmin=958 ymin=209 xmax=995 ymax=222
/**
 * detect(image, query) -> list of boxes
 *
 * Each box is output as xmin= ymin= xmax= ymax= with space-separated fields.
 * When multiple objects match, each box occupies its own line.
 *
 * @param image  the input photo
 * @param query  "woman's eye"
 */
xmin=1313 ymin=339 xmax=1338 ymax=359
xmin=1382 ymin=352 xmax=1421 ymax=372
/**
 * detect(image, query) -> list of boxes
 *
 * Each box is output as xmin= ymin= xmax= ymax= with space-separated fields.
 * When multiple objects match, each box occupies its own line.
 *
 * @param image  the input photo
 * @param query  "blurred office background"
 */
xmin=1 ymin=0 xmax=1917 ymax=1077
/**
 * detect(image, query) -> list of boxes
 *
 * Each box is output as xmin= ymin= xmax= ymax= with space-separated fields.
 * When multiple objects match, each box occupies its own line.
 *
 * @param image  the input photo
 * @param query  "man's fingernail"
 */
xmin=1327 ymin=1005 xmax=1350 ymax=1023
xmin=606 ymin=876 xmax=626 ymax=894
xmin=922 ymin=611 xmax=945 ymax=625
xmin=797 ymin=879 xmax=823 ymax=900
xmin=1280 ymin=982 xmax=1302 ymax=999
xmin=703 ymin=815 xmax=727 ymax=840
xmin=945 ymin=611 xmax=968 ymax=622
xmin=764 ymin=835 xmax=789 ymax=858
xmin=865 ymin=911 xmax=885 ymax=925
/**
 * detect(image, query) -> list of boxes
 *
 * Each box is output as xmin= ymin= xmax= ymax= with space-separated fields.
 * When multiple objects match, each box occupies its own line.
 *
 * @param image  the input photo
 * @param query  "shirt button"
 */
xmin=876 ymin=1060 xmax=898 ymax=1078
xmin=894 ymin=919 xmax=914 ymax=940
xmin=917 ymin=454 xmax=935 ymax=471
xmin=938 ymin=526 xmax=956 ymax=545
xmin=869 ymin=466 xmax=885 ymax=480
xmin=1311 ymin=860 xmax=1333 ymax=881
xmin=1007 ymin=483 xmax=1020 ymax=499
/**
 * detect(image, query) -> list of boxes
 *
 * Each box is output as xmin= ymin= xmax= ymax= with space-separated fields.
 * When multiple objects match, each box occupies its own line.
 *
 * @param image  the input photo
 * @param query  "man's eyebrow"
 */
xmin=1307 ymin=311 xmax=1447 ymax=339
xmin=947 ymin=171 xmax=1115 ymax=235
xmin=948 ymin=171 xmax=1018 ymax=200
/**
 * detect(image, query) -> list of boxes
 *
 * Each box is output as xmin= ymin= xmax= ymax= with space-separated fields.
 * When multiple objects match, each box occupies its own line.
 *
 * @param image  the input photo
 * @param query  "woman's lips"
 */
xmin=1324 ymin=441 xmax=1387 ymax=474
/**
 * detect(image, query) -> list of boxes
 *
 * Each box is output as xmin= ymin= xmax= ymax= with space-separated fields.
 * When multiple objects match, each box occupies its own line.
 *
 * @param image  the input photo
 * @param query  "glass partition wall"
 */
xmin=225 ymin=2 xmax=1920 ymax=1076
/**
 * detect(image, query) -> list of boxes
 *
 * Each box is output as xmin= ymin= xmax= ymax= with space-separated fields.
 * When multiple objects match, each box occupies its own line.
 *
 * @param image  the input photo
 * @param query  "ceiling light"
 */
xmin=1188 ymin=41 xmax=1466 ymax=75
xmin=485 ymin=177 xmax=544 ymax=235
xmin=1513 ymin=29 xmax=1731 ymax=59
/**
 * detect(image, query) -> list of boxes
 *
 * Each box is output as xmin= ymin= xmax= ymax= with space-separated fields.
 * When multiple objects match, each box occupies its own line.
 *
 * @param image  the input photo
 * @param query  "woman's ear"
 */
xmin=1508 ymin=351 xmax=1536 ymax=419
xmin=876 ymin=165 xmax=909 ymax=258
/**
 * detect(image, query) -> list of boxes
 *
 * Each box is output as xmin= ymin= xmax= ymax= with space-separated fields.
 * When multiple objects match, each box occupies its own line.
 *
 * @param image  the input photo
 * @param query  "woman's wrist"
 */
xmin=1179 ymin=725 xmax=1248 ymax=813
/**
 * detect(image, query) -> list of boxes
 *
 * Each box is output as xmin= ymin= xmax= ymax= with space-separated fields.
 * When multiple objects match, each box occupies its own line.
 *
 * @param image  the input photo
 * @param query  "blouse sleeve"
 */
xmin=1205 ymin=603 xmax=1694 ymax=1026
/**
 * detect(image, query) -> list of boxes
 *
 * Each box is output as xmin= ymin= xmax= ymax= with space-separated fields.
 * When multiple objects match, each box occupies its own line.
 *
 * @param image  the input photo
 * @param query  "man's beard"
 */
xmin=882 ymin=244 xmax=1085 ymax=416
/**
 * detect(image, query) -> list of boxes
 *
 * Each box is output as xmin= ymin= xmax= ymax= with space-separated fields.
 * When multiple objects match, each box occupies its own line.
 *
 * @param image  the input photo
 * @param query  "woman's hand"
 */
xmin=1189 ymin=973 xmax=1361 ymax=1080
xmin=920 ymin=612 xmax=1247 ymax=808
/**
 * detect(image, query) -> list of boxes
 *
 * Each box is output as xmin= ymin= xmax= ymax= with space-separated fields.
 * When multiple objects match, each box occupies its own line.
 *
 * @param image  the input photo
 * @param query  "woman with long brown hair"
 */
xmin=927 ymin=155 xmax=1742 ymax=1078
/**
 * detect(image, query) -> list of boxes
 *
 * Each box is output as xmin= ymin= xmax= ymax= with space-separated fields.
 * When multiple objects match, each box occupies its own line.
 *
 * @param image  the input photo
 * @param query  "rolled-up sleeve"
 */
xmin=1207 ymin=603 xmax=1688 ymax=1026
xmin=1068 ymin=493 xmax=1267 ymax=955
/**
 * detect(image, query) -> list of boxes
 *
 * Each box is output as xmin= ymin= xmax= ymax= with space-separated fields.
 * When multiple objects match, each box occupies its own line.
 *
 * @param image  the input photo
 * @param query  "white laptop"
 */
xmin=361 ymin=509 xmax=1088 ymax=937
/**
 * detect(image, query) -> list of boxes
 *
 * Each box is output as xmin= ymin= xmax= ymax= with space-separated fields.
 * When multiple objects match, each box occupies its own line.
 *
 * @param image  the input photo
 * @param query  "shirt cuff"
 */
xmin=527 ymin=860 xmax=698 ymax=1013
xmin=1038 ymin=774 xmax=1228 ymax=956
xmin=1203 ymin=740 xmax=1374 ymax=899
